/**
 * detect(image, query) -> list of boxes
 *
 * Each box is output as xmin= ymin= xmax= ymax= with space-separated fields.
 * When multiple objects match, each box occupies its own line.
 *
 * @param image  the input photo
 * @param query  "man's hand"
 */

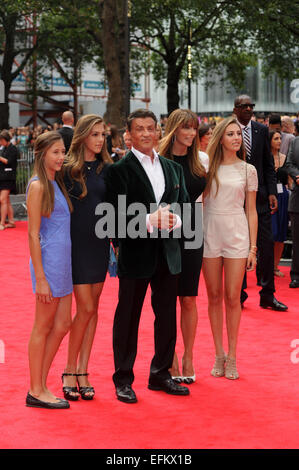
xmin=269 ymin=195 xmax=278 ymax=214
xmin=149 ymin=204 xmax=177 ymax=230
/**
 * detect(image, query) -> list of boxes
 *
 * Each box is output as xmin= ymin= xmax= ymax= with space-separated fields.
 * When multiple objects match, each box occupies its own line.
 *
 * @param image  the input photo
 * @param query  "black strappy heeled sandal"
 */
xmin=76 ymin=373 xmax=95 ymax=400
xmin=61 ymin=373 xmax=79 ymax=401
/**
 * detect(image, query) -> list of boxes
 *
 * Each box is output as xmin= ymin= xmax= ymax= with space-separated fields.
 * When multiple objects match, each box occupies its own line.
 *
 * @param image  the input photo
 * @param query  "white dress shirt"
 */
xmin=132 ymin=146 xmax=165 ymax=204
xmin=131 ymin=146 xmax=181 ymax=232
xmin=238 ymin=119 xmax=252 ymax=146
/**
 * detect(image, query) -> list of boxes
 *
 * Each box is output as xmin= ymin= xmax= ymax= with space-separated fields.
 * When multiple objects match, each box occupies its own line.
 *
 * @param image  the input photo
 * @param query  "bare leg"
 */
xmin=7 ymin=195 xmax=15 ymax=225
xmin=77 ymin=283 xmax=104 ymax=389
xmin=42 ymin=294 xmax=72 ymax=398
xmin=223 ymin=258 xmax=247 ymax=360
xmin=202 ymin=257 xmax=225 ymax=357
xmin=28 ymin=297 xmax=60 ymax=402
xmin=180 ymin=296 xmax=198 ymax=377
xmin=169 ymin=351 xmax=181 ymax=378
xmin=274 ymin=242 xmax=285 ymax=276
xmin=64 ymin=283 xmax=103 ymax=396
xmin=0 ymin=189 xmax=9 ymax=226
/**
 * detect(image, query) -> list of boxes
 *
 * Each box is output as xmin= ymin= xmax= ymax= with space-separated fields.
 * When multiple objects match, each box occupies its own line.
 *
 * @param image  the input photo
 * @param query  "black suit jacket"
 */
xmin=248 ymin=121 xmax=277 ymax=214
xmin=0 ymin=143 xmax=19 ymax=182
xmin=105 ymin=151 xmax=190 ymax=279
xmin=58 ymin=126 xmax=73 ymax=154
xmin=285 ymin=136 xmax=299 ymax=213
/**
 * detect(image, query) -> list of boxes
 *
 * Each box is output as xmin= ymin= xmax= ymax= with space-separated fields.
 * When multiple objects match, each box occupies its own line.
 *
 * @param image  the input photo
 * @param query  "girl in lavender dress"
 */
xmin=26 ymin=131 xmax=73 ymax=409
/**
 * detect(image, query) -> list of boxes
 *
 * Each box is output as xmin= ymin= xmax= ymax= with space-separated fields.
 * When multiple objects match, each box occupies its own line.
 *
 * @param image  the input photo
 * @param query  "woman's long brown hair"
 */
xmin=31 ymin=131 xmax=73 ymax=217
xmin=205 ymin=116 xmax=246 ymax=196
xmin=159 ymin=109 xmax=206 ymax=177
xmin=64 ymin=114 xmax=112 ymax=199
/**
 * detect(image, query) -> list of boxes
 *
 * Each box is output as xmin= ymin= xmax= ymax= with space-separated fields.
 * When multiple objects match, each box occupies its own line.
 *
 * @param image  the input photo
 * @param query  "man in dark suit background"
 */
xmin=105 ymin=108 xmax=190 ymax=403
xmin=285 ymin=137 xmax=299 ymax=288
xmin=58 ymin=110 xmax=74 ymax=153
xmin=233 ymin=95 xmax=288 ymax=311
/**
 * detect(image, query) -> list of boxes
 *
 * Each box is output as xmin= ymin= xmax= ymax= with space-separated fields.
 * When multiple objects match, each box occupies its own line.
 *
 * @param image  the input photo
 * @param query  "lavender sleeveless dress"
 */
xmin=27 ymin=177 xmax=73 ymax=297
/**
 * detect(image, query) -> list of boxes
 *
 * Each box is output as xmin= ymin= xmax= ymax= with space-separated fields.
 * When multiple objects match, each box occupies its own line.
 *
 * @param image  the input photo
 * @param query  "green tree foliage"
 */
xmin=0 ymin=0 xmax=43 ymax=128
xmin=130 ymin=0 xmax=299 ymax=113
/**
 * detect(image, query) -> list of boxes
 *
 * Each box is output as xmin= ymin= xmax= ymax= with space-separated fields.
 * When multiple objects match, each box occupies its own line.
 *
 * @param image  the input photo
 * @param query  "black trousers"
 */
xmin=112 ymin=250 xmax=178 ymax=387
xmin=290 ymin=212 xmax=299 ymax=281
xmin=241 ymin=210 xmax=275 ymax=301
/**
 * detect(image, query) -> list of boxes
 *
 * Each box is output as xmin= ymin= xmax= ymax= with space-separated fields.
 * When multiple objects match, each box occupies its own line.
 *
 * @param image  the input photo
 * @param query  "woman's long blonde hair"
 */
xmin=64 ymin=114 xmax=112 ymax=199
xmin=31 ymin=131 xmax=73 ymax=217
xmin=205 ymin=116 xmax=246 ymax=196
xmin=159 ymin=109 xmax=206 ymax=177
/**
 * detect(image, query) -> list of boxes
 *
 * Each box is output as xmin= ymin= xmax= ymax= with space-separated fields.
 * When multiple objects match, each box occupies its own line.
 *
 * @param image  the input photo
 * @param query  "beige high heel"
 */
xmin=225 ymin=357 xmax=239 ymax=380
xmin=211 ymin=355 xmax=227 ymax=377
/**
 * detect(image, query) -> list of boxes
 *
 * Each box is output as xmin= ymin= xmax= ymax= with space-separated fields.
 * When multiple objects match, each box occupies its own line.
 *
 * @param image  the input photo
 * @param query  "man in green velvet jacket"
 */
xmin=105 ymin=108 xmax=190 ymax=403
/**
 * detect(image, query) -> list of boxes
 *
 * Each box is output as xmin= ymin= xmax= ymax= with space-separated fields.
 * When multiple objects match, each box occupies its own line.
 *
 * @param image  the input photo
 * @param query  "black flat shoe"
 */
xmin=76 ymin=373 xmax=95 ymax=400
xmin=148 ymin=378 xmax=190 ymax=396
xmin=116 ymin=385 xmax=137 ymax=403
xmin=290 ymin=280 xmax=299 ymax=288
xmin=26 ymin=392 xmax=70 ymax=409
xmin=260 ymin=297 xmax=288 ymax=311
xmin=61 ymin=373 xmax=79 ymax=401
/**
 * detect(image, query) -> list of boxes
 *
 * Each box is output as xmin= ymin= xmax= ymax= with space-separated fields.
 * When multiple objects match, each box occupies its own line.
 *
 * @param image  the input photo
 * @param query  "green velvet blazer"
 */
xmin=105 ymin=151 xmax=190 ymax=279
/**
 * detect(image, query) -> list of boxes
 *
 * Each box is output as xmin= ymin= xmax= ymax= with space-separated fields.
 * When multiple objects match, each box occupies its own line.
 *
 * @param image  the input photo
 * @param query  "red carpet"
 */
xmin=0 ymin=221 xmax=298 ymax=449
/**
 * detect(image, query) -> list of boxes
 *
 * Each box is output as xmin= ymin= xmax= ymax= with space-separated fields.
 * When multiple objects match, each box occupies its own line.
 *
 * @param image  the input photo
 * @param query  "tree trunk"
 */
xmin=0 ymin=16 xmax=16 ymax=129
xmin=166 ymin=63 xmax=180 ymax=115
xmin=0 ymin=97 xmax=10 ymax=130
xmin=99 ymin=0 xmax=126 ymax=128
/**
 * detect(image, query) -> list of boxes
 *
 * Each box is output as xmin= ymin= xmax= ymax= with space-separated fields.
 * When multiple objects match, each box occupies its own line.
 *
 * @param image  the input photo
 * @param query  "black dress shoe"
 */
xmin=116 ymin=385 xmax=137 ymax=403
xmin=260 ymin=297 xmax=288 ymax=311
xmin=290 ymin=280 xmax=299 ymax=288
xmin=26 ymin=392 xmax=70 ymax=409
xmin=148 ymin=378 xmax=190 ymax=396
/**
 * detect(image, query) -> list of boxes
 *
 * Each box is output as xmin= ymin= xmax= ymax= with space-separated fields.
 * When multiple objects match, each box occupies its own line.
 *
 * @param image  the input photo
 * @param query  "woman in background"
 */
xmin=0 ymin=130 xmax=19 ymax=230
xmin=269 ymin=130 xmax=289 ymax=277
xmin=198 ymin=123 xmax=213 ymax=153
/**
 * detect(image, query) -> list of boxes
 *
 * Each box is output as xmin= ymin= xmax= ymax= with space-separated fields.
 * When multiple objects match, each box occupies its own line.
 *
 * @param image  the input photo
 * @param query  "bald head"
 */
xmin=281 ymin=116 xmax=295 ymax=134
xmin=233 ymin=95 xmax=255 ymax=125
xmin=62 ymin=111 xmax=74 ymax=125
xmin=234 ymin=94 xmax=252 ymax=108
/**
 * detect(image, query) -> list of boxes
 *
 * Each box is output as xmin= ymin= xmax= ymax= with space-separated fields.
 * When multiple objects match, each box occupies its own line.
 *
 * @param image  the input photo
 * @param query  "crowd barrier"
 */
xmin=16 ymin=147 xmax=34 ymax=195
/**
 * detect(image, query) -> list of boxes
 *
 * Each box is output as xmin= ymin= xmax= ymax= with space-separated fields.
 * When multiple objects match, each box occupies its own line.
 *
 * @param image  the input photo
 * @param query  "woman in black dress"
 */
xmin=159 ymin=109 xmax=207 ymax=384
xmin=62 ymin=114 xmax=112 ymax=400
xmin=0 ymin=130 xmax=19 ymax=230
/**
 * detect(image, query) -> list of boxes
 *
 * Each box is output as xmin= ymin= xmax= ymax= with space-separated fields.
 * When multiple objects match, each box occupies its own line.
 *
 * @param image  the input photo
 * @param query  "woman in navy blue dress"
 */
xmin=270 ymin=130 xmax=289 ymax=277
xmin=26 ymin=131 xmax=73 ymax=409
xmin=62 ymin=115 xmax=112 ymax=401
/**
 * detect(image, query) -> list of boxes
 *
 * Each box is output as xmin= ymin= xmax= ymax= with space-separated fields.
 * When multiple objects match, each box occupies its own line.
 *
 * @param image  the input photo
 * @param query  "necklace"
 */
xmin=85 ymin=160 xmax=96 ymax=170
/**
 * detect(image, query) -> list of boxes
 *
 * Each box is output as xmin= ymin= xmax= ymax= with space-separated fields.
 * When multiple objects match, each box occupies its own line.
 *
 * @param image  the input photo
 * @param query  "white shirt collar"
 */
xmin=237 ymin=119 xmax=252 ymax=130
xmin=62 ymin=124 xmax=73 ymax=129
xmin=131 ymin=146 xmax=159 ymax=164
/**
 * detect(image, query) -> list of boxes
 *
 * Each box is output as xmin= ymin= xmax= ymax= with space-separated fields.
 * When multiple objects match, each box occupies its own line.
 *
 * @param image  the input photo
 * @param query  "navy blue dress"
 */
xmin=271 ymin=160 xmax=289 ymax=243
xmin=64 ymin=161 xmax=110 ymax=285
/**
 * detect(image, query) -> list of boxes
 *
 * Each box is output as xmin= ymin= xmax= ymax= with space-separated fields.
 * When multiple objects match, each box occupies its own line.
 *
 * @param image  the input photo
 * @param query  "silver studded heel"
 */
xmin=225 ymin=357 xmax=239 ymax=380
xmin=211 ymin=355 xmax=226 ymax=377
